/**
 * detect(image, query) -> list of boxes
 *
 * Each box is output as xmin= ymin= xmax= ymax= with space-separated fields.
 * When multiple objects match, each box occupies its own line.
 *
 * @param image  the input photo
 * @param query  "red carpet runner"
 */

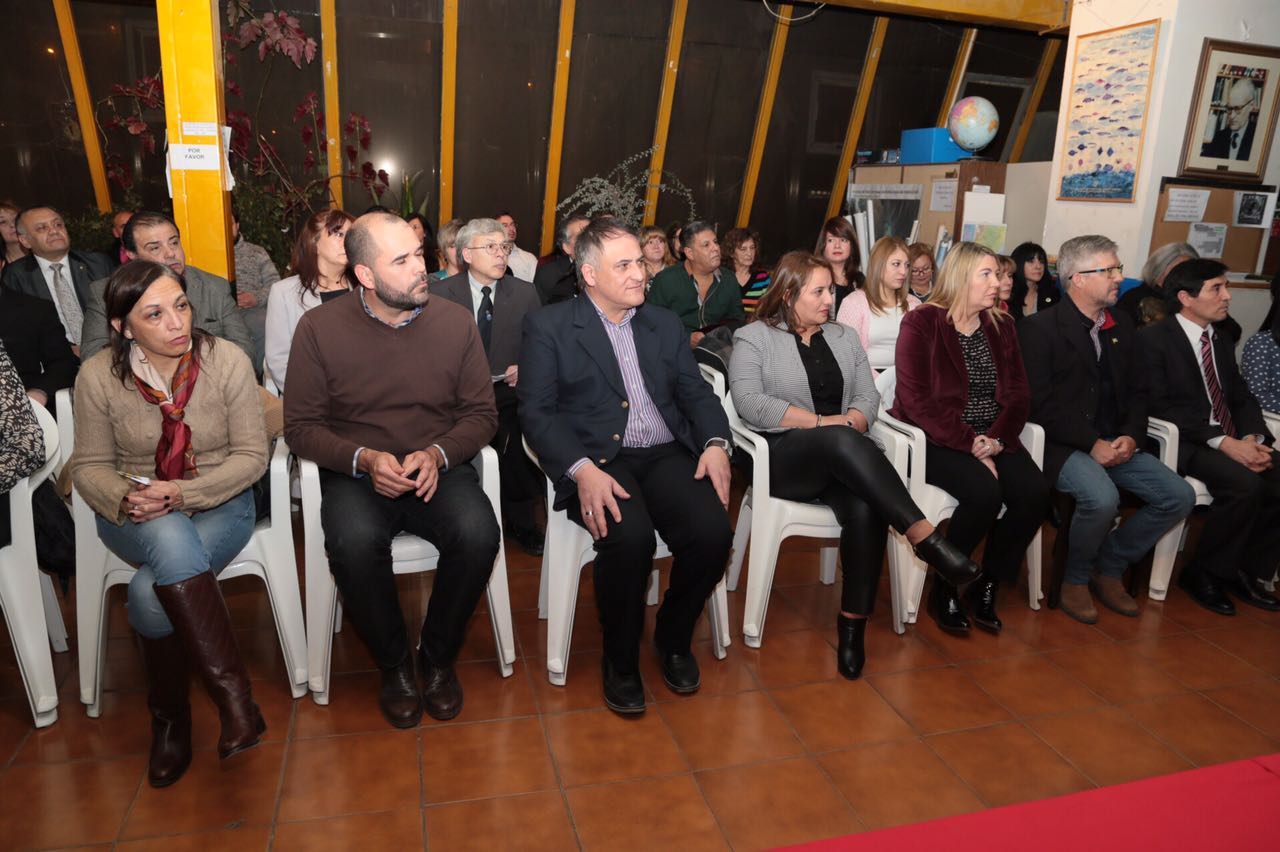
xmin=783 ymin=754 xmax=1280 ymax=851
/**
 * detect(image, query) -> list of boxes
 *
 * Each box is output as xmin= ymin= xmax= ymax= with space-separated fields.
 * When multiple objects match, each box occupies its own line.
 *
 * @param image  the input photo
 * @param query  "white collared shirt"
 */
xmin=467 ymin=272 xmax=497 ymax=321
xmin=507 ymin=246 xmax=537 ymax=283
xmin=33 ymin=252 xmax=76 ymax=343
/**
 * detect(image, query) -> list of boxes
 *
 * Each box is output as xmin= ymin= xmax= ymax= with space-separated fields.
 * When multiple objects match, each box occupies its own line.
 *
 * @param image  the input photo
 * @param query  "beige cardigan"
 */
xmin=69 ymin=339 xmax=268 ymax=524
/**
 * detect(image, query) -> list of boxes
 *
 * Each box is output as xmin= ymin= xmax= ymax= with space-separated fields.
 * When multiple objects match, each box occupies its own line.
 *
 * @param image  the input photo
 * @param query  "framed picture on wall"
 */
xmin=1057 ymin=19 xmax=1161 ymax=203
xmin=1178 ymin=39 xmax=1280 ymax=184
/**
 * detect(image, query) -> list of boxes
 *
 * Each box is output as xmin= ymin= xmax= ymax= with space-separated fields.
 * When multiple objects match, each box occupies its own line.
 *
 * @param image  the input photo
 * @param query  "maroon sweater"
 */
xmin=283 ymin=291 xmax=497 ymax=474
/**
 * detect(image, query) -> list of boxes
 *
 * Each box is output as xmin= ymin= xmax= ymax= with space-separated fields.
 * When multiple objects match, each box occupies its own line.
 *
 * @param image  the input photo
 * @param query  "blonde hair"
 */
xmin=924 ymin=241 xmax=1009 ymax=326
xmin=639 ymin=225 xmax=675 ymax=266
xmin=863 ymin=236 xmax=912 ymax=315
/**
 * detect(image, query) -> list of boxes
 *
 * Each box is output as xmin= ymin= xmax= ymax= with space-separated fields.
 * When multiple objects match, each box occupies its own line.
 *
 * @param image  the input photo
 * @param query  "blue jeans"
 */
xmin=1055 ymin=450 xmax=1195 ymax=585
xmin=96 ymin=489 xmax=257 ymax=638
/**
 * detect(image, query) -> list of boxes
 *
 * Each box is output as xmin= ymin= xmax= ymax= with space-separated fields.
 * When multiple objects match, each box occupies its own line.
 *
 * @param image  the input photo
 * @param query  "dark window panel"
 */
xmin=453 ymin=0 xmax=558 ymax=249
xmin=967 ymin=26 xmax=1044 ymax=79
xmin=857 ymin=17 xmax=967 ymax=153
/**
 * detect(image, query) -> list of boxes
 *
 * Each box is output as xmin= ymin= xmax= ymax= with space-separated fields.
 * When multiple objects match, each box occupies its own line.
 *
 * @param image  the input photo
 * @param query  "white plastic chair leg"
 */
xmin=727 ymin=488 xmax=753 ymax=592
xmin=306 ymin=568 xmax=340 ymax=705
xmin=544 ymin=550 xmax=582 ymax=686
xmin=1027 ymin=528 xmax=1043 ymax=610
xmin=742 ymin=524 xmax=785 ymax=648
xmin=818 ymin=547 xmax=838 ymax=585
xmin=707 ymin=576 xmax=731 ymax=659
xmin=646 ymin=567 xmax=660 ymax=606
xmin=40 ymin=572 xmax=68 ymax=653
xmin=0 ymin=559 xmax=60 ymax=727
xmin=1149 ymin=520 xmax=1186 ymax=601
xmin=483 ymin=547 xmax=517 ymax=675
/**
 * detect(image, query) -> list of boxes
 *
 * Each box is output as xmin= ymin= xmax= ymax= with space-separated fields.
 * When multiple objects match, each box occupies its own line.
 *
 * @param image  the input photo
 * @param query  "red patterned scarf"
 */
xmin=132 ymin=348 xmax=201 ymax=481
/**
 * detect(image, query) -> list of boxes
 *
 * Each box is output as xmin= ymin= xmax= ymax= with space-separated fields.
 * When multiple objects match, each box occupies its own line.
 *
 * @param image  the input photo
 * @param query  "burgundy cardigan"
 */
xmin=889 ymin=305 xmax=1030 ymax=453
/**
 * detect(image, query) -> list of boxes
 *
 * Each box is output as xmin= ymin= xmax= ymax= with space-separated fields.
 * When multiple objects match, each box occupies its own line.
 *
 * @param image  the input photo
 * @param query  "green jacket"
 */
xmin=647 ymin=264 xmax=746 ymax=333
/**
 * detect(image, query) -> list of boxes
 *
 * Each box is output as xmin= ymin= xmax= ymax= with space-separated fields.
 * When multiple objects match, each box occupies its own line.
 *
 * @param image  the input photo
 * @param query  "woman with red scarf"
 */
xmin=68 ymin=260 xmax=268 ymax=788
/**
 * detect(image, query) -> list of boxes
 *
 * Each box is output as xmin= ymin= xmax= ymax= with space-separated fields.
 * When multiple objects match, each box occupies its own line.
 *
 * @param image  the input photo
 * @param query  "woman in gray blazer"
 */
xmin=730 ymin=252 xmax=979 ymax=679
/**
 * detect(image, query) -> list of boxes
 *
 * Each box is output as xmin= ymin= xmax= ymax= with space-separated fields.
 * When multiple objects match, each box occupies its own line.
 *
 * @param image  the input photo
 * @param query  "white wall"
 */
xmin=1004 ymin=161 xmax=1051 ymax=251
xmin=1042 ymin=0 xmax=1280 ymax=271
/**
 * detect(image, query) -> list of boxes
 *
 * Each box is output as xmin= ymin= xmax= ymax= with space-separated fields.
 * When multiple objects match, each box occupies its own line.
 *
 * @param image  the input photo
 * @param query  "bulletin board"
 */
xmin=1149 ymin=178 xmax=1270 ymax=274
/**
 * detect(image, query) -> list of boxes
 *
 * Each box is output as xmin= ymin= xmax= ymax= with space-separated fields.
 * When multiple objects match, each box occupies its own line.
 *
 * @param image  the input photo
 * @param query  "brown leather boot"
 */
xmin=154 ymin=572 xmax=265 ymax=759
xmin=136 ymin=633 xmax=192 ymax=787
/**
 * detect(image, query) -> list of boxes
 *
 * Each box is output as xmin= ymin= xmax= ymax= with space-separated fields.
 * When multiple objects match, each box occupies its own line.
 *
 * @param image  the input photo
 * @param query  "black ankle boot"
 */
xmin=836 ymin=614 xmax=867 ymax=680
xmin=966 ymin=577 xmax=1002 ymax=634
xmin=912 ymin=531 xmax=981 ymax=586
xmin=928 ymin=581 xmax=971 ymax=636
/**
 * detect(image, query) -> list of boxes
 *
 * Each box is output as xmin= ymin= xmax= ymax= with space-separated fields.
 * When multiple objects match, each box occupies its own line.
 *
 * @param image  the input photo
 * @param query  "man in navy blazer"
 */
xmin=519 ymin=217 xmax=733 ymax=715
xmin=1139 ymin=258 xmax=1280 ymax=616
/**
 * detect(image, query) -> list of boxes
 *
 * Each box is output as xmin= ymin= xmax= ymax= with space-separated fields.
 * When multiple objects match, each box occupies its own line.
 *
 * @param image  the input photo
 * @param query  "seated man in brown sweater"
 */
xmin=284 ymin=212 xmax=499 ymax=728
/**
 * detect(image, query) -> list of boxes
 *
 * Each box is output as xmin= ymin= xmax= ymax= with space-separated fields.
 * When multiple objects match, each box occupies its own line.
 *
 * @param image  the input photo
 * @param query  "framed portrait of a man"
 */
xmin=1179 ymin=39 xmax=1280 ymax=183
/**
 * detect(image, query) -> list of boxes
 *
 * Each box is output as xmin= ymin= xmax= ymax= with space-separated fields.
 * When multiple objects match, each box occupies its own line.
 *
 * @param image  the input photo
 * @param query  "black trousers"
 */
xmin=1183 ymin=444 xmax=1280 ymax=581
xmin=493 ymin=383 xmax=542 ymax=531
xmin=319 ymin=465 xmax=500 ymax=669
xmin=566 ymin=442 xmax=732 ymax=672
xmin=767 ymin=427 xmax=925 ymax=614
xmin=924 ymin=444 xmax=1049 ymax=584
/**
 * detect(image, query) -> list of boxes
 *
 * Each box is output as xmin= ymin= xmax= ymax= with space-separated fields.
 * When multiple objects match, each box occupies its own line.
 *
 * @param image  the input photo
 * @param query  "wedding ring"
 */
xmin=584 ymin=510 xmax=594 ymax=517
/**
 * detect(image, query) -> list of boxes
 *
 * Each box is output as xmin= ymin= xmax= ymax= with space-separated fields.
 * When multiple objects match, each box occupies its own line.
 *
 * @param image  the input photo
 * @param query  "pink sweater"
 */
xmin=835 ymin=289 xmax=921 ymax=361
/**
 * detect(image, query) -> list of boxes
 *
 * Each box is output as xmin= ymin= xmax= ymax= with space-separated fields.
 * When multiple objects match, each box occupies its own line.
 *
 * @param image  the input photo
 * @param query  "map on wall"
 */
xmin=1057 ymin=19 xmax=1161 ymax=203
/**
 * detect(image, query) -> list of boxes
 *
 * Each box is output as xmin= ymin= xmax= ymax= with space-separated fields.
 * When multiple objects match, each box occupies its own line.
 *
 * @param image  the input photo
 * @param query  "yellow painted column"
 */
xmin=826 ymin=17 xmax=889 ymax=222
xmin=540 ymin=0 xmax=577 ymax=255
xmin=155 ymin=0 xmax=232 ymax=279
xmin=937 ymin=27 xmax=978 ymax=126
xmin=320 ymin=0 xmax=343 ymax=208
xmin=642 ymin=0 xmax=688 ymax=227
xmin=1009 ymin=39 xmax=1062 ymax=163
xmin=736 ymin=4 xmax=792 ymax=227
xmin=51 ymin=0 xmax=111 ymax=213
xmin=439 ymin=0 xmax=459 ymax=222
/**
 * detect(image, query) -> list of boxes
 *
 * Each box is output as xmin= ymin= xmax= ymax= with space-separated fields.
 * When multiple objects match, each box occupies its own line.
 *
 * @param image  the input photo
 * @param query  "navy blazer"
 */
xmin=1138 ymin=314 xmax=1269 ymax=469
xmin=890 ymin=305 xmax=1030 ymax=453
xmin=1019 ymin=301 xmax=1146 ymax=484
xmin=431 ymin=271 xmax=541 ymax=375
xmin=518 ymin=294 xmax=731 ymax=508
xmin=1 ymin=250 xmax=112 ymax=311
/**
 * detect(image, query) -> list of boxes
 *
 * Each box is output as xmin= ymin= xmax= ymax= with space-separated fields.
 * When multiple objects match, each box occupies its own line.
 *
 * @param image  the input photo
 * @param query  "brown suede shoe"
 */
xmin=1059 ymin=582 xmax=1099 ymax=624
xmin=1091 ymin=576 xmax=1139 ymax=617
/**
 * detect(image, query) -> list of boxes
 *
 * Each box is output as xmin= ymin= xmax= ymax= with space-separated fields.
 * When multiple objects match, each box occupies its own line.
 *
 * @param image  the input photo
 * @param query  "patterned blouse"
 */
xmin=0 ymin=341 xmax=45 ymax=494
xmin=957 ymin=328 xmax=1001 ymax=434
xmin=1242 ymin=330 xmax=1280 ymax=413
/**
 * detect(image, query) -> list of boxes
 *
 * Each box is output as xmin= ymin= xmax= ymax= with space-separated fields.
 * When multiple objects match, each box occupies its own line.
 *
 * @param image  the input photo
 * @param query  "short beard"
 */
xmin=373 ymin=273 xmax=428 ymax=311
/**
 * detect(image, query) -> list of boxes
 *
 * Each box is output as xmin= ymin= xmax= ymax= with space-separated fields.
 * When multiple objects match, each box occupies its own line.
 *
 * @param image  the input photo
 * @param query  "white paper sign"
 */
xmin=929 ymin=178 xmax=957 ymax=212
xmin=847 ymin=183 xmax=923 ymax=200
xmin=1164 ymin=188 xmax=1210 ymax=222
xmin=169 ymin=143 xmax=220 ymax=171
xmin=1187 ymin=222 xmax=1228 ymax=258
xmin=962 ymin=191 xmax=1005 ymax=230
xmin=181 ymin=121 xmax=218 ymax=137
xmin=1233 ymin=191 xmax=1275 ymax=229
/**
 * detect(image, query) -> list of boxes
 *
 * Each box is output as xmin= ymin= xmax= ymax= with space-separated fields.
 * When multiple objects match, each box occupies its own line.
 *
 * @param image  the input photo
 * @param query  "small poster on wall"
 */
xmin=1233 ymin=190 xmax=1277 ymax=228
xmin=1057 ymin=20 xmax=1161 ymax=203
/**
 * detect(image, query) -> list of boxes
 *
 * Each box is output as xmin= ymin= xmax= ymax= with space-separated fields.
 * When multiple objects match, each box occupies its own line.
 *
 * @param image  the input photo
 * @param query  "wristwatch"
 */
xmin=706 ymin=437 xmax=733 ymax=458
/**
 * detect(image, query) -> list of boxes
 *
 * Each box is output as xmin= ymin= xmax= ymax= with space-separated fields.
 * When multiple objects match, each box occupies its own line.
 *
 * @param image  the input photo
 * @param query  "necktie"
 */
xmin=1200 ymin=330 xmax=1235 ymax=438
xmin=1231 ymin=131 xmax=1240 ymax=157
xmin=49 ymin=262 xmax=84 ymax=345
xmin=477 ymin=286 xmax=493 ymax=352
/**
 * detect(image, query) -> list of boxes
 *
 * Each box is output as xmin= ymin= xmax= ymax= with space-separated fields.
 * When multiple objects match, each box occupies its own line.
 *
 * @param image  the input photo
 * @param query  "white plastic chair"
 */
xmin=1146 ymin=417 xmax=1214 ymax=601
xmin=299 ymin=445 xmax=516 ymax=705
xmin=524 ymin=438 xmax=731 ymax=685
xmin=0 ymin=401 xmax=67 ymax=727
xmin=74 ymin=438 xmax=308 ymax=716
xmin=875 ymin=368 xmax=1045 ymax=627
xmin=54 ymin=388 xmax=75 ymax=475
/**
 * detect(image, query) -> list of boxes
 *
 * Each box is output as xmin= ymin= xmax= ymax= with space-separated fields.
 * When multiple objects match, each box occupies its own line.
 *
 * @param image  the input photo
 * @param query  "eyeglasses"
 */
xmin=1227 ymin=103 xmax=1252 ymax=114
xmin=467 ymin=241 xmax=514 ymax=257
xmin=911 ymin=267 xmax=932 ymax=276
xmin=1076 ymin=265 xmax=1125 ymax=278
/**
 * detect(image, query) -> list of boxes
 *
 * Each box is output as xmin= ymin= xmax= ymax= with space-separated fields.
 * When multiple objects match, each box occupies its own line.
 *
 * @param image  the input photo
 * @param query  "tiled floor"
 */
xmin=3 ymin=489 xmax=1280 ymax=852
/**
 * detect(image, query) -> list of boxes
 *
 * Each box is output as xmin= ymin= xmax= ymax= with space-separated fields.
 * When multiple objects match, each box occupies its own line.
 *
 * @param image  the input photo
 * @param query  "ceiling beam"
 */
xmin=818 ymin=0 xmax=1069 ymax=33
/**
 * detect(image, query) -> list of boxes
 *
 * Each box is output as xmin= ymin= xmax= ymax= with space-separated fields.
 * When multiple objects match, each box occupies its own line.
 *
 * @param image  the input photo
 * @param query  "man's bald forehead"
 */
xmin=345 ymin=211 xmax=403 ymax=269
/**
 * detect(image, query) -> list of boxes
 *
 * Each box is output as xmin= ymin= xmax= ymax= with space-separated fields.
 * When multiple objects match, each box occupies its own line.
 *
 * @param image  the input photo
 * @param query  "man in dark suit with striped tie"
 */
xmin=1138 ymin=259 xmax=1280 ymax=615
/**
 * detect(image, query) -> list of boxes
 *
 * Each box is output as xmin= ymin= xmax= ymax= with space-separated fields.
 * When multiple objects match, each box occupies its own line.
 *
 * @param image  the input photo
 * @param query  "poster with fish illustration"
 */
xmin=1057 ymin=20 xmax=1160 ymax=202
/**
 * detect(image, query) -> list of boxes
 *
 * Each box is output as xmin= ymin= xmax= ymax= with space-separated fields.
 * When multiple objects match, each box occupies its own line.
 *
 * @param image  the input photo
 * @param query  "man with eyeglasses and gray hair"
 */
xmin=1019 ymin=235 xmax=1195 ymax=624
xmin=434 ymin=218 xmax=546 ymax=555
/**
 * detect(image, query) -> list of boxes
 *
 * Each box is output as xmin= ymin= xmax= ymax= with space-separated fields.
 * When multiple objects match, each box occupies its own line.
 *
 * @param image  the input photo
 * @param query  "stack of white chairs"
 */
xmin=874 ymin=368 xmax=1045 ymax=627
xmin=299 ymin=446 xmax=516 ymax=704
xmin=0 ymin=401 xmax=67 ymax=727
xmin=73 ymin=436 xmax=309 ymax=716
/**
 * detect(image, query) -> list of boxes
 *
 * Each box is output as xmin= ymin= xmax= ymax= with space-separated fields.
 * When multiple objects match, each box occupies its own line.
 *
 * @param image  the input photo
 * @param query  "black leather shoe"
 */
xmin=928 ymin=581 xmax=971 ymax=635
xmin=965 ymin=578 xmax=1002 ymax=634
xmin=658 ymin=649 xmax=700 ymax=694
xmin=836 ymin=614 xmax=867 ymax=680
xmin=378 ymin=657 xmax=423 ymax=729
xmin=507 ymin=523 xmax=545 ymax=557
xmin=1228 ymin=570 xmax=1280 ymax=612
xmin=601 ymin=657 xmax=646 ymax=715
xmin=417 ymin=646 xmax=463 ymax=721
xmin=913 ymin=531 xmax=981 ymax=586
xmin=1178 ymin=570 xmax=1236 ymax=616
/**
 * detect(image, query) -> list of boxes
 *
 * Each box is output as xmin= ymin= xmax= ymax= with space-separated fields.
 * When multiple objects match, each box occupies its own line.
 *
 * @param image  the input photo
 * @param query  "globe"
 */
xmin=947 ymin=96 xmax=1000 ymax=153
